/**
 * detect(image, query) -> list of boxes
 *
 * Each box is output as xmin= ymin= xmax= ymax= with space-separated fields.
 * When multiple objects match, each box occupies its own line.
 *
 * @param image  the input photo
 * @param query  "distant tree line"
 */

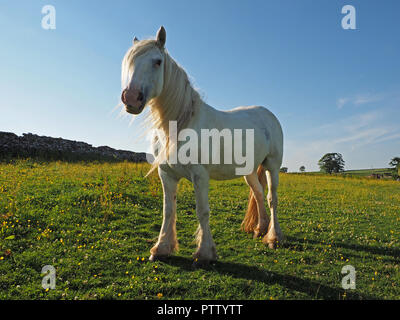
xmin=280 ymin=154 xmax=399 ymax=180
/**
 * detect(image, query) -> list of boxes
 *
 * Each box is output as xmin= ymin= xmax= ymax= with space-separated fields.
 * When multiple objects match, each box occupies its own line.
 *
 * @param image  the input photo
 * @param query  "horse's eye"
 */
xmin=154 ymin=59 xmax=162 ymax=67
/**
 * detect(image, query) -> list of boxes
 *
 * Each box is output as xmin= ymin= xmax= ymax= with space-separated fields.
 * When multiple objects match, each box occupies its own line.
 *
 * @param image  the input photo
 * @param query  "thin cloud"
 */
xmin=320 ymin=110 xmax=399 ymax=147
xmin=284 ymin=109 xmax=400 ymax=171
xmin=337 ymin=92 xmax=385 ymax=109
xmin=337 ymin=97 xmax=349 ymax=109
xmin=373 ymin=132 xmax=400 ymax=144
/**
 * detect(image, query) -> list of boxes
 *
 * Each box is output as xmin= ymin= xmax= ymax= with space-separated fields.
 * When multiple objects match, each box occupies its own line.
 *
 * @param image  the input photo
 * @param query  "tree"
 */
xmin=389 ymin=157 xmax=400 ymax=175
xmin=299 ymin=166 xmax=305 ymax=172
xmin=318 ymin=153 xmax=345 ymax=174
xmin=389 ymin=157 xmax=400 ymax=168
xmin=280 ymin=167 xmax=288 ymax=173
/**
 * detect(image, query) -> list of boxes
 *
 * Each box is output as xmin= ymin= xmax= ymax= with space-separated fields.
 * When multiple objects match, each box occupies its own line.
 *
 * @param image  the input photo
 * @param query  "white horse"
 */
xmin=121 ymin=26 xmax=284 ymax=264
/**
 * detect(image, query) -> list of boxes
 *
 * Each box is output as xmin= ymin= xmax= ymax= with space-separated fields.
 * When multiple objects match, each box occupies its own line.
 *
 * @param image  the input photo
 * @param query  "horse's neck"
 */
xmin=151 ymin=84 xmax=201 ymax=133
xmin=150 ymin=99 xmax=184 ymax=133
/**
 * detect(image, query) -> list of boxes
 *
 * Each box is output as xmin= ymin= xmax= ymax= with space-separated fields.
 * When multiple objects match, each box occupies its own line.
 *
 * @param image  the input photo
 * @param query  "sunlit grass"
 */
xmin=0 ymin=159 xmax=399 ymax=299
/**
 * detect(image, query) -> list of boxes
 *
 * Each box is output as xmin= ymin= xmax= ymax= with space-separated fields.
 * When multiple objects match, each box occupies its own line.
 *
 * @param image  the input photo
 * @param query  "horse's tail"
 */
xmin=241 ymin=164 xmax=267 ymax=233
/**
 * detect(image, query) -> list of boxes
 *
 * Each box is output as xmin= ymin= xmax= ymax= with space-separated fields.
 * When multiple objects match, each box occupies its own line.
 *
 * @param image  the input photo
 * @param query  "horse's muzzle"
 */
xmin=121 ymin=88 xmax=145 ymax=114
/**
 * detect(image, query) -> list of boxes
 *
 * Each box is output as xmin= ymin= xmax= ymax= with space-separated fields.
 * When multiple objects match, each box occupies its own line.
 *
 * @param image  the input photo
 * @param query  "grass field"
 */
xmin=0 ymin=160 xmax=399 ymax=300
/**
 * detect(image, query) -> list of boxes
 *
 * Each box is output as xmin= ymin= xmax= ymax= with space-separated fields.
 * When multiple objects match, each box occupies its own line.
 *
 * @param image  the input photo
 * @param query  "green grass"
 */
xmin=0 ymin=160 xmax=399 ymax=300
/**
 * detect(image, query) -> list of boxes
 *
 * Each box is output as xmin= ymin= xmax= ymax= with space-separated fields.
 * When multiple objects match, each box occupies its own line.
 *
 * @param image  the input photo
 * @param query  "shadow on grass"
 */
xmin=284 ymin=235 xmax=400 ymax=261
xmin=161 ymin=256 xmax=377 ymax=300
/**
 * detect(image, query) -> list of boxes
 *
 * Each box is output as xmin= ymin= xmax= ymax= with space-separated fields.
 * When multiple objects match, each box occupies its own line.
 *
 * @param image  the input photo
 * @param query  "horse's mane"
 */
xmin=122 ymin=39 xmax=203 ymax=173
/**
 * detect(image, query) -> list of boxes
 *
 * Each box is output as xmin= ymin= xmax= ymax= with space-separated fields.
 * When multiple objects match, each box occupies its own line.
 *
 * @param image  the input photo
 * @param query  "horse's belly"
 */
xmin=207 ymin=164 xmax=248 ymax=180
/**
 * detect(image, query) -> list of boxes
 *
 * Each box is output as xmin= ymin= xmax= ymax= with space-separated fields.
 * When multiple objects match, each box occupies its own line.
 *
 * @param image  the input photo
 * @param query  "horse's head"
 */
xmin=121 ymin=26 xmax=166 ymax=115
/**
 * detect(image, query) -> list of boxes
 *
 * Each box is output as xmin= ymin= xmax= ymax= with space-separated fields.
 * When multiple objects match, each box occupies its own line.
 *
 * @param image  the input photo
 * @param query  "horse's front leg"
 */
xmin=192 ymin=172 xmax=217 ymax=264
xmin=149 ymin=168 xmax=179 ymax=261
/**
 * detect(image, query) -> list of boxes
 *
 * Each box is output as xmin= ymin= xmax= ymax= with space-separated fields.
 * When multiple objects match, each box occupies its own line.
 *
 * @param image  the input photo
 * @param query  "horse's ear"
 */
xmin=156 ymin=26 xmax=166 ymax=48
xmin=133 ymin=36 xmax=139 ymax=45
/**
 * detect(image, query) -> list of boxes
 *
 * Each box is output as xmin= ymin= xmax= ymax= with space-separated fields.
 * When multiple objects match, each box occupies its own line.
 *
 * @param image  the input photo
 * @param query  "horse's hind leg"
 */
xmin=243 ymin=165 xmax=269 ymax=238
xmin=263 ymin=167 xmax=283 ymax=249
xmin=149 ymin=168 xmax=179 ymax=261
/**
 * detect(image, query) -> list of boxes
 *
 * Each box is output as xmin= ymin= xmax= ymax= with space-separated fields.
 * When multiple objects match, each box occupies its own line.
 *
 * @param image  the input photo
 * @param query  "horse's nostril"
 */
xmin=121 ymin=90 xmax=127 ymax=103
xmin=137 ymin=92 xmax=144 ymax=102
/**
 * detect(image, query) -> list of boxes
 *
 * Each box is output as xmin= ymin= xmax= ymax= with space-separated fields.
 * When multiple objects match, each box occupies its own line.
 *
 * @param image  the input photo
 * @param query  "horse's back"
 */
xmin=233 ymin=105 xmax=283 ymax=164
xmin=199 ymin=104 xmax=284 ymax=170
xmin=226 ymin=105 xmax=281 ymax=129
xmin=224 ymin=105 xmax=283 ymax=150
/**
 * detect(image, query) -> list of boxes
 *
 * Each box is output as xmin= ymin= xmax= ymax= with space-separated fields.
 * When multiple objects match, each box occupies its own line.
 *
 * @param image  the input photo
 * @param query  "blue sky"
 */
xmin=1 ymin=0 xmax=399 ymax=171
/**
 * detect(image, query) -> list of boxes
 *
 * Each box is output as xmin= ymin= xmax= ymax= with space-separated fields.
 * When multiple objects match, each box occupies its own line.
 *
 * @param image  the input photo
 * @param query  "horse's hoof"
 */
xmin=149 ymin=255 xmax=167 ymax=262
xmin=193 ymin=251 xmax=217 ymax=265
xmin=192 ymin=250 xmax=217 ymax=268
xmin=268 ymin=242 xmax=277 ymax=249
xmin=262 ymin=236 xmax=280 ymax=249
